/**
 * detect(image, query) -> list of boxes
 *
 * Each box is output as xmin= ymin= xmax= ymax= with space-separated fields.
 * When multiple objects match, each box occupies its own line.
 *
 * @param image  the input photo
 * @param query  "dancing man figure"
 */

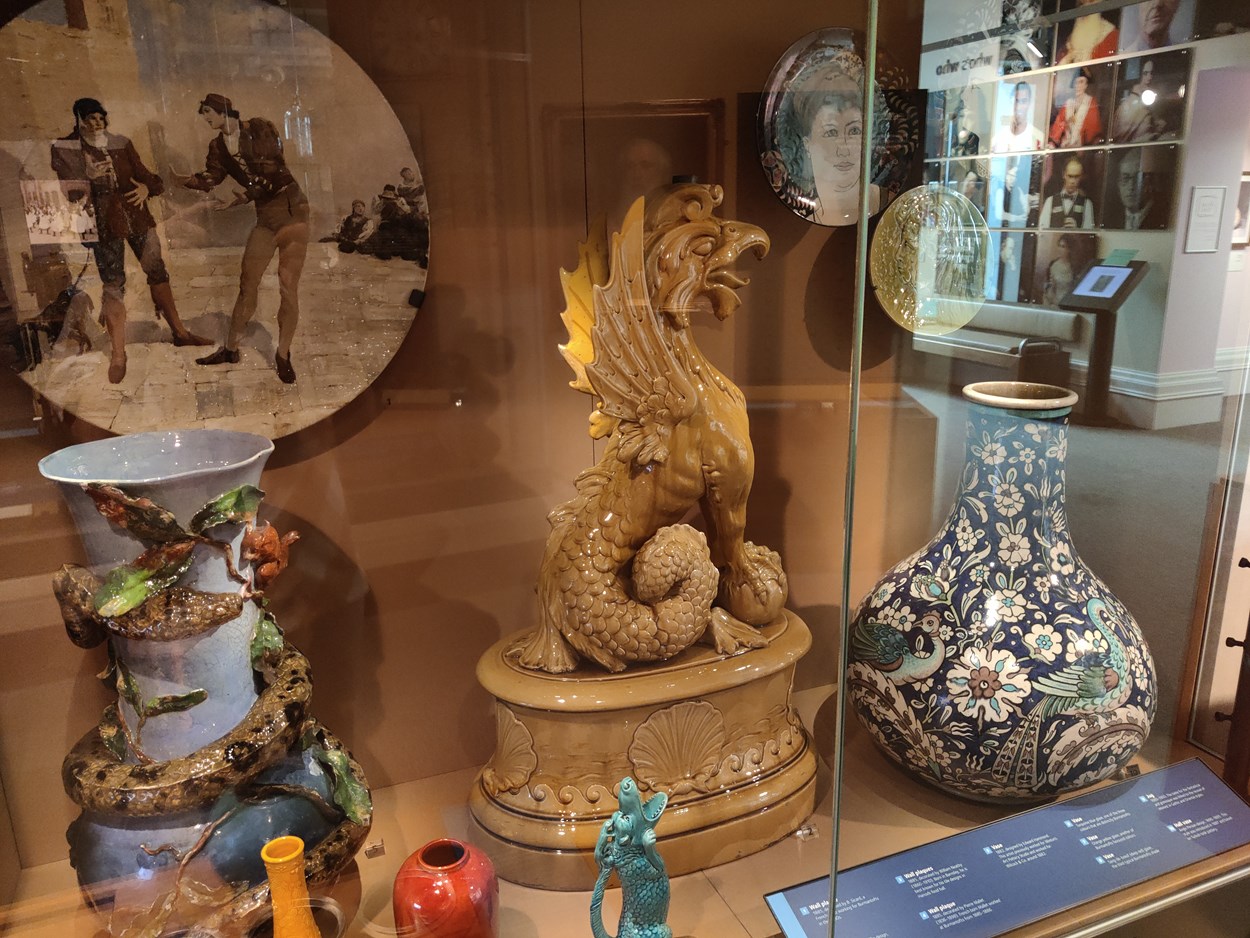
xmin=51 ymin=97 xmax=209 ymax=383
xmin=176 ymin=93 xmax=308 ymax=383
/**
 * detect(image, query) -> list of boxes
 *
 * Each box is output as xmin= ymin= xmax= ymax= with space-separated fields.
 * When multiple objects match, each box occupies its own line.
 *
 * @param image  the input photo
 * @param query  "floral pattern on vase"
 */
xmin=848 ymin=383 xmax=1156 ymax=802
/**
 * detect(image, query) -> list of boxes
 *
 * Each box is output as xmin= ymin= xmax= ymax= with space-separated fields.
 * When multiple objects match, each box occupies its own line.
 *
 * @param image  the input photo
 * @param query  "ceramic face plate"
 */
xmin=757 ymin=27 xmax=918 ymax=227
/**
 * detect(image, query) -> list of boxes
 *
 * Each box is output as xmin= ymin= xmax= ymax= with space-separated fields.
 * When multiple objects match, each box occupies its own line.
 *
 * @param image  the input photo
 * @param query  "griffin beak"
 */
xmin=705 ymin=223 xmax=770 ymax=320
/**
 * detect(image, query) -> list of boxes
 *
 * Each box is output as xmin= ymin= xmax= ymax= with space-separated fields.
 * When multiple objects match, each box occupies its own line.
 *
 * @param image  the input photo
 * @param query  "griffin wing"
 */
xmin=558 ymin=216 xmax=610 ymax=401
xmin=585 ymin=197 xmax=697 ymax=465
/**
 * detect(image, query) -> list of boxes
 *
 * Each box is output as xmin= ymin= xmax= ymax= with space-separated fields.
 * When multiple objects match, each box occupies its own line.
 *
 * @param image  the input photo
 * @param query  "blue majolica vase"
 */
xmin=40 ymin=430 xmax=370 ymax=925
xmin=848 ymin=382 xmax=1156 ymax=802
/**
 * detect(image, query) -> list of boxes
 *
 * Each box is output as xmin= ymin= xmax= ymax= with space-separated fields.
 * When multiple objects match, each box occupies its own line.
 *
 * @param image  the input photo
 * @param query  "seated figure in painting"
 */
xmin=1113 ymin=59 xmax=1166 ymax=143
xmin=366 ymin=185 xmax=422 ymax=261
xmin=1057 ymin=0 xmax=1119 ymax=63
xmin=321 ymin=200 xmax=375 ymax=253
xmin=511 ymin=183 xmax=787 ymax=673
xmin=1104 ymin=148 xmax=1171 ymax=230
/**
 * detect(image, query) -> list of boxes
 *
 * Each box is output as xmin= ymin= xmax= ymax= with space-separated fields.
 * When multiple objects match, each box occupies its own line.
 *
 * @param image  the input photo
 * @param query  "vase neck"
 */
xmin=955 ymin=403 xmax=1070 ymax=525
xmin=418 ymin=839 xmax=469 ymax=873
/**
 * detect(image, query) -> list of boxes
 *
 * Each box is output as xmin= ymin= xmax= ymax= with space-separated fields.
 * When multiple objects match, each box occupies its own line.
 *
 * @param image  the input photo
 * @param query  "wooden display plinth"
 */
xmin=469 ymin=611 xmax=817 ymax=890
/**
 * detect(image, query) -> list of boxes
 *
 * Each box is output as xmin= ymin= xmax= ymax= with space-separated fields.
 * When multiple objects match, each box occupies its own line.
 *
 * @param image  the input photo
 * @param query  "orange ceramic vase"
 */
xmin=261 ymin=835 xmax=320 ymax=938
xmin=393 ymin=838 xmax=498 ymax=938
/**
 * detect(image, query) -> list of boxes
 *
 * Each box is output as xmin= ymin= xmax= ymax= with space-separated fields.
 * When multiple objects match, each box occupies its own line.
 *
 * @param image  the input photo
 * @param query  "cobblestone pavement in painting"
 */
xmin=20 ymin=244 xmax=423 ymax=437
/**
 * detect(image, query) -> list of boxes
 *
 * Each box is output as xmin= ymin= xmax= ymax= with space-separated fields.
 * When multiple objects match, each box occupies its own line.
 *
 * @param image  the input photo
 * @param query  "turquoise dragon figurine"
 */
xmin=591 ymin=777 xmax=672 ymax=938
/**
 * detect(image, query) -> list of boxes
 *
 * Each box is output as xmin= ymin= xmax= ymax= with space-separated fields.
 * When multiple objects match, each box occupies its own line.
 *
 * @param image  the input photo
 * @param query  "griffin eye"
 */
xmin=691 ymin=239 xmax=713 ymax=256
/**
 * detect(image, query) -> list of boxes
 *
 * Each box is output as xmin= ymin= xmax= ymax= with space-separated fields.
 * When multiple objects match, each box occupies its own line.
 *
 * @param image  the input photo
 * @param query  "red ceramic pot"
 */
xmin=393 ymin=838 xmax=498 ymax=938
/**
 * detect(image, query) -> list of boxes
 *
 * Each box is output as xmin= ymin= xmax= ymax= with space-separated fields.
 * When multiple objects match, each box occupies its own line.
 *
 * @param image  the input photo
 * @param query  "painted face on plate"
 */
xmin=806 ymin=103 xmax=863 ymax=191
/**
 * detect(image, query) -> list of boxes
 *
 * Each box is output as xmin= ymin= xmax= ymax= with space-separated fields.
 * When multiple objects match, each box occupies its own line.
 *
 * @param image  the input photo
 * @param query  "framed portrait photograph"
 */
xmin=1102 ymin=144 xmax=1179 ymax=231
xmin=986 ymin=154 xmax=1042 ymax=227
xmin=944 ymin=83 xmax=992 ymax=158
xmin=1056 ymin=0 xmax=1122 ymax=65
xmin=990 ymin=75 xmax=1050 ymax=153
xmin=945 ymin=158 xmax=990 ymax=216
xmin=1119 ymin=0 xmax=1197 ymax=52
xmin=1047 ymin=63 xmax=1114 ymax=148
xmin=1231 ymin=174 xmax=1250 ymax=248
xmin=1110 ymin=49 xmax=1190 ymax=143
xmin=1038 ymin=149 xmax=1106 ymax=229
xmin=998 ymin=0 xmax=1056 ymax=74
xmin=546 ymin=99 xmax=724 ymax=236
xmin=1031 ymin=230 xmax=1099 ymax=306
xmin=986 ymin=229 xmax=1033 ymax=301
xmin=999 ymin=30 xmax=1054 ymax=76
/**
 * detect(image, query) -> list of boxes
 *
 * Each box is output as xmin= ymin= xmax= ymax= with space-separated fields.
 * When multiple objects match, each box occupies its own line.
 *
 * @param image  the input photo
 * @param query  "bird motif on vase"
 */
xmin=851 ymin=612 xmax=947 ymax=684
xmin=993 ymin=596 xmax=1132 ymax=791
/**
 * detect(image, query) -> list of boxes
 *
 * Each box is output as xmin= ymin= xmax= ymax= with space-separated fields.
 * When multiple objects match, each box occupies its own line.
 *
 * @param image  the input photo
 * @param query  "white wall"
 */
xmin=1214 ymin=116 xmax=1250 ymax=376
xmin=1158 ymin=65 xmax=1250 ymax=375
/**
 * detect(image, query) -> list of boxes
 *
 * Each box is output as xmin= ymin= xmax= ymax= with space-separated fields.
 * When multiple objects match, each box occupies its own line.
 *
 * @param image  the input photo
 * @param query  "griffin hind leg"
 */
xmin=700 ymin=607 xmax=769 ymax=655
xmin=509 ymin=590 xmax=582 ymax=673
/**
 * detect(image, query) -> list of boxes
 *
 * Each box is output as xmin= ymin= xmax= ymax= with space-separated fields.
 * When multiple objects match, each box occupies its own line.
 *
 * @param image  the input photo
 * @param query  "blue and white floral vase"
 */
xmin=848 ymin=382 xmax=1156 ymax=802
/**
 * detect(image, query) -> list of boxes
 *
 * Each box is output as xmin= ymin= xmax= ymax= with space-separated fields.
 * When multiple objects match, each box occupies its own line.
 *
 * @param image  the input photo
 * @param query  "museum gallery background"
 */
xmin=0 ymin=0 xmax=1247 ymax=905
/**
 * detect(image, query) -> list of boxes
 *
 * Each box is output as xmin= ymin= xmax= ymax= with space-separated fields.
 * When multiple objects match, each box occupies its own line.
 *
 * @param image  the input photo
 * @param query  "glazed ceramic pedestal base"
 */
xmin=469 ymin=610 xmax=817 ymax=890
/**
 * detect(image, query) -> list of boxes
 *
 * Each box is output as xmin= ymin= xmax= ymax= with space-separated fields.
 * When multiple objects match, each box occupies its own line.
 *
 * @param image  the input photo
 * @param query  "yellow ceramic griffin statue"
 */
xmin=511 ymin=183 xmax=787 ymax=673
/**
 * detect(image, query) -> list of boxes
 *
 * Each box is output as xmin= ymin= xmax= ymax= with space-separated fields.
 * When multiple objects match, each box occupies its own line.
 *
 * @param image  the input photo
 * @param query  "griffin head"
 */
xmin=643 ymin=183 xmax=769 ymax=326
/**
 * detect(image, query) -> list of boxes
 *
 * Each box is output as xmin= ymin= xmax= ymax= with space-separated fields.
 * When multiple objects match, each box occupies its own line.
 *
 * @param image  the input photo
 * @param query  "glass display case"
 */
xmin=0 ymin=1 xmax=1247 ymax=937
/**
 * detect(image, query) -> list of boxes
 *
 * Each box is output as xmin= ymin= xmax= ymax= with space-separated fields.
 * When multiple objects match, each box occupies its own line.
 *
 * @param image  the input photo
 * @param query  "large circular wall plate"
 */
xmin=757 ymin=28 xmax=918 ymax=227
xmin=0 ymin=0 xmax=428 ymax=438
xmin=869 ymin=183 xmax=989 ymax=335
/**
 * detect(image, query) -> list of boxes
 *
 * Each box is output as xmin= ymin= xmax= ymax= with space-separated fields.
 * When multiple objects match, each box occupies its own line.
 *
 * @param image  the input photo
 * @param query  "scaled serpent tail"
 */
xmin=590 ymin=864 xmax=614 ymax=938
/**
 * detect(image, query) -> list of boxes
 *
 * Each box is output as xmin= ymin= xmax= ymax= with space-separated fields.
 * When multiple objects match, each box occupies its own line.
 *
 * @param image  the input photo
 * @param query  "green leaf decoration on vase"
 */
xmin=111 ymin=652 xmax=207 ymax=752
xmin=99 ymin=720 xmax=128 ymax=761
xmin=304 ymin=728 xmax=372 ymax=826
xmin=250 ymin=611 xmax=285 ymax=671
xmin=190 ymin=485 xmax=266 ymax=534
xmin=144 ymin=689 xmax=210 ymax=717
xmin=93 ymin=542 xmax=197 ymax=617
